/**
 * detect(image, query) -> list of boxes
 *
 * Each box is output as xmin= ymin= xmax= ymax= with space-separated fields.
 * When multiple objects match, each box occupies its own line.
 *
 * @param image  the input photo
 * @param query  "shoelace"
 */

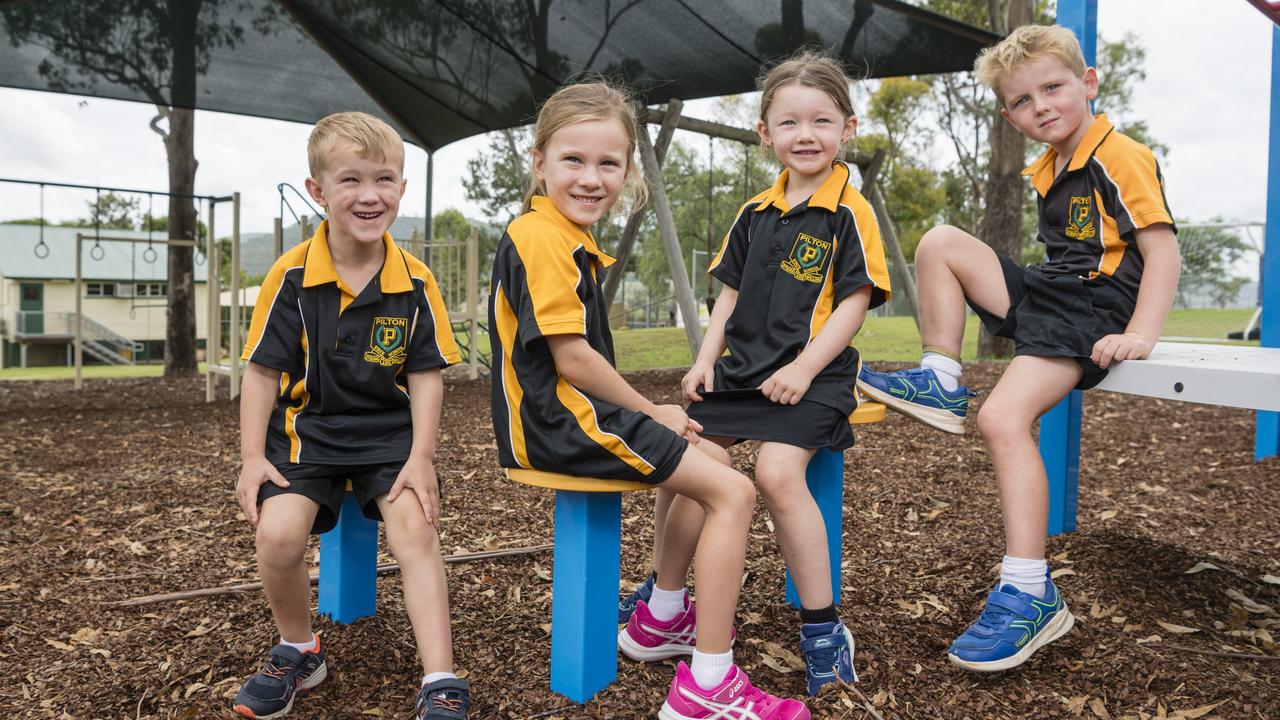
xmin=431 ymin=695 xmax=464 ymax=711
xmin=261 ymin=656 xmax=293 ymax=680
xmin=805 ymin=644 xmax=844 ymax=674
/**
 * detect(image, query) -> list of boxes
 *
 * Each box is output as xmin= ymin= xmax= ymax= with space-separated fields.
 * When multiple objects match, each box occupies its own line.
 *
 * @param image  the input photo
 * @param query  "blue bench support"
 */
xmin=317 ymin=492 xmax=378 ymax=623
xmin=549 ymin=490 xmax=624 ymax=703
xmin=1259 ymin=22 xmax=1280 ymax=461
xmin=1040 ymin=390 xmax=1083 ymax=536
xmin=785 ymin=448 xmax=844 ymax=608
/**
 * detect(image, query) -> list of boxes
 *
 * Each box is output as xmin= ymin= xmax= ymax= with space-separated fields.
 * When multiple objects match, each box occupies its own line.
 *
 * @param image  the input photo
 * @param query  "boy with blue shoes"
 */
xmin=859 ymin=25 xmax=1180 ymax=671
xmin=232 ymin=112 xmax=470 ymax=719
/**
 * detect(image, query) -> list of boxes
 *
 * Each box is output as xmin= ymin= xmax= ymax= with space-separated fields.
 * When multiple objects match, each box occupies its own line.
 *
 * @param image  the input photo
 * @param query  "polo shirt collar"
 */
xmin=754 ymin=162 xmax=849 ymax=214
xmin=301 ymin=220 xmax=413 ymax=293
xmin=1022 ymin=114 xmax=1114 ymax=193
xmin=530 ymin=195 xmax=616 ymax=267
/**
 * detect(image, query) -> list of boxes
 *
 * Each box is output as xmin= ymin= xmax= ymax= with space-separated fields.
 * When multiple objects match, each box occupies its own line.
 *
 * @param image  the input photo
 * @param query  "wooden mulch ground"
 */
xmin=0 ymin=362 xmax=1277 ymax=719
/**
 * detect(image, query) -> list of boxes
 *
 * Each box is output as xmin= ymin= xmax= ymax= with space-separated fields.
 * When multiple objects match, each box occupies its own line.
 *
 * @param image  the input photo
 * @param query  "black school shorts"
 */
xmin=967 ymin=255 xmax=1136 ymax=390
xmin=258 ymin=461 xmax=414 ymax=534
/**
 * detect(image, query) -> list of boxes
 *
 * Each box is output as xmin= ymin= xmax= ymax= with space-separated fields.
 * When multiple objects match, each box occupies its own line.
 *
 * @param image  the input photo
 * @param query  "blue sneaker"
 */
xmin=800 ymin=621 xmax=857 ymax=695
xmin=856 ymin=366 xmax=969 ymax=434
xmin=948 ymin=572 xmax=1075 ymax=672
xmin=618 ymin=572 xmax=656 ymax=624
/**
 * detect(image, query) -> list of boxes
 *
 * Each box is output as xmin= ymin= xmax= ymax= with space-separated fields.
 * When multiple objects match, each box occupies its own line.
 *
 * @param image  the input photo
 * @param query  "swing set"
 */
xmin=0 ymin=176 xmax=240 ymax=396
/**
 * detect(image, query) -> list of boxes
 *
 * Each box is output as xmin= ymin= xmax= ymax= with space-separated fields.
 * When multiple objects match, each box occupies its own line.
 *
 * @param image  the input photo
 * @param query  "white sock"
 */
xmin=921 ymin=352 xmax=962 ymax=392
xmin=690 ymin=649 xmax=734 ymax=690
xmin=422 ymin=671 xmax=457 ymax=687
xmin=1000 ymin=555 xmax=1048 ymax=598
xmin=279 ymin=634 xmax=317 ymax=653
xmin=648 ymin=585 xmax=688 ymax=622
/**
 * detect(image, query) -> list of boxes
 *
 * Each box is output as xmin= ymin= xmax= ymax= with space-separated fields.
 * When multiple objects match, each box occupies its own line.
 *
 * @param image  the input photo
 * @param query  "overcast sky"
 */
xmin=0 ymin=1 xmax=1272 ymax=238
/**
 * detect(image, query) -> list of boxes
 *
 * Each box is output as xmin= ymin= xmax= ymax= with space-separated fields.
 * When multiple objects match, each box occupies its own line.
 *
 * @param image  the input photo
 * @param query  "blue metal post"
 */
xmin=549 ymin=490 xmax=622 ymax=704
xmin=1041 ymin=390 xmax=1083 ymax=535
xmin=1258 ymin=24 xmax=1280 ymax=461
xmin=786 ymin=449 xmax=843 ymax=608
xmin=1035 ymin=0 xmax=1096 ymax=537
xmin=318 ymin=493 xmax=378 ymax=623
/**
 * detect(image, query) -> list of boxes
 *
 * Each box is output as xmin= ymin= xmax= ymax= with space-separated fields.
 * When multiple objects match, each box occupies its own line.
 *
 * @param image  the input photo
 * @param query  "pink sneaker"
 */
xmin=660 ymin=662 xmax=810 ymax=720
xmin=619 ymin=598 xmax=697 ymax=661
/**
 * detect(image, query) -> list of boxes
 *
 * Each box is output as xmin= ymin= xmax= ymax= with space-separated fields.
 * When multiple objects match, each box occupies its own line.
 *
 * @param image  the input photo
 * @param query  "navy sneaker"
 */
xmin=232 ymin=640 xmax=328 ymax=719
xmin=415 ymin=677 xmax=471 ymax=719
xmin=948 ymin=572 xmax=1075 ymax=672
xmin=618 ymin=572 xmax=656 ymax=624
xmin=856 ymin=366 xmax=969 ymax=434
xmin=800 ymin=621 xmax=858 ymax=695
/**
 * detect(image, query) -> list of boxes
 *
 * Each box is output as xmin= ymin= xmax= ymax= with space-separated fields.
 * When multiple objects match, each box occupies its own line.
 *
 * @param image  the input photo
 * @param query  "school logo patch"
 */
xmin=780 ymin=232 xmax=831 ymax=283
xmin=1065 ymin=195 xmax=1096 ymax=240
xmin=364 ymin=316 xmax=408 ymax=366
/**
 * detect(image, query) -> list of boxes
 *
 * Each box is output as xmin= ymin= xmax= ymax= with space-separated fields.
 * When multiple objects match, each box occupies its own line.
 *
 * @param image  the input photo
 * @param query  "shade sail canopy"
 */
xmin=0 ymin=0 xmax=998 ymax=150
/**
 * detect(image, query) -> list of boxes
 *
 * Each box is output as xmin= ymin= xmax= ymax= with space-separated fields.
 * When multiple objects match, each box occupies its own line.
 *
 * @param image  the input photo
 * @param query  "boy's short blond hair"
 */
xmin=308 ymin=111 xmax=404 ymax=177
xmin=974 ymin=24 xmax=1087 ymax=105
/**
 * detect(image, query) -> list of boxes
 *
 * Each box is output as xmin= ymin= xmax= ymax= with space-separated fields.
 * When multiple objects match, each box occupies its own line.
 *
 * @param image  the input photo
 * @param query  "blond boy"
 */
xmin=233 ymin=112 xmax=469 ymax=718
xmin=858 ymin=25 xmax=1180 ymax=671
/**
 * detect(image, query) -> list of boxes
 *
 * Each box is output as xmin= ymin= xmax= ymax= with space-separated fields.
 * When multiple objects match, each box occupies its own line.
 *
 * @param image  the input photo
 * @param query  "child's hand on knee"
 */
xmin=760 ymin=362 xmax=814 ymax=405
xmin=388 ymin=456 xmax=440 ymax=529
xmin=650 ymin=404 xmax=704 ymax=441
xmin=681 ymin=363 xmax=715 ymax=402
xmin=1091 ymin=331 xmax=1155 ymax=369
xmin=236 ymin=458 xmax=289 ymax=527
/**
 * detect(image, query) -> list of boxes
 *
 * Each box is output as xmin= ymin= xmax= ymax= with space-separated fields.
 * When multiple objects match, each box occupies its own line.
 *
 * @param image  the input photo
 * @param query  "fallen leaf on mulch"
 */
xmin=1089 ymin=696 xmax=1111 ymax=719
xmin=1261 ymin=574 xmax=1280 ymax=585
xmin=1051 ymin=568 xmax=1077 ymax=579
xmin=1226 ymin=588 xmax=1275 ymax=615
xmin=1156 ymin=621 xmax=1200 ymax=634
xmin=1185 ymin=562 xmax=1220 ymax=574
xmin=1173 ymin=699 xmax=1227 ymax=718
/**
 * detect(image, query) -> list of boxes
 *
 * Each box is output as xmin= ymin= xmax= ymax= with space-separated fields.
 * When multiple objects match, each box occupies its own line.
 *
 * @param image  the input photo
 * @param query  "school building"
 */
xmin=0 ymin=223 xmax=211 ymax=367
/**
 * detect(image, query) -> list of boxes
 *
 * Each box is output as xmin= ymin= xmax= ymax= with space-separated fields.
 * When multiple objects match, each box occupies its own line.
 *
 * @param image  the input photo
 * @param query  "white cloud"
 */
xmin=0 ymin=0 xmax=1273 ymax=235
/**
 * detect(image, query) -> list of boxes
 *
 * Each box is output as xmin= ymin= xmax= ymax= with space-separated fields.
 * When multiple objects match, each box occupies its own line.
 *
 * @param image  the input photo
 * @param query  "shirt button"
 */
xmin=774 ymin=244 xmax=782 ymax=250
xmin=343 ymin=337 xmax=351 ymax=344
xmin=781 ymin=218 xmax=790 ymax=225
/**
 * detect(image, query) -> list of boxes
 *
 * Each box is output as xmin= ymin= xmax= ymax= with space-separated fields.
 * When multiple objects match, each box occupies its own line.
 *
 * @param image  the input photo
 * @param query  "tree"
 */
xmin=1174 ymin=224 xmax=1252 ymax=310
xmin=1 ymin=1 xmax=247 ymax=377
xmin=79 ymin=192 xmax=141 ymax=230
xmin=463 ymin=128 xmax=532 ymax=223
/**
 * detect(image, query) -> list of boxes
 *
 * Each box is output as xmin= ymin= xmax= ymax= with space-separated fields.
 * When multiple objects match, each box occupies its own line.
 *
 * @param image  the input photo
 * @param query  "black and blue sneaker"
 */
xmin=856 ymin=366 xmax=969 ymax=434
xmin=415 ymin=677 xmax=471 ymax=720
xmin=800 ymin=621 xmax=858 ymax=695
xmin=232 ymin=640 xmax=327 ymax=719
xmin=618 ymin=572 xmax=656 ymax=624
xmin=948 ymin=571 xmax=1075 ymax=672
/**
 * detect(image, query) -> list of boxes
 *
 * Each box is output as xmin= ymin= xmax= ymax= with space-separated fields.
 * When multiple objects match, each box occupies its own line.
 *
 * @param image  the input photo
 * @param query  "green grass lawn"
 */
xmin=0 ymin=363 xmax=211 ymax=381
xmin=610 ymin=315 xmax=980 ymax=371
xmin=2 ymin=308 xmax=1257 ymax=381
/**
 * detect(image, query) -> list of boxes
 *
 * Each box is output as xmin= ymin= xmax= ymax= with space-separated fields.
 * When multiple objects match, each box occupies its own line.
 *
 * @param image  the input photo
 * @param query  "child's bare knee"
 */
xmin=384 ymin=510 xmax=440 ymax=558
xmin=977 ymin=401 xmax=1026 ymax=445
xmin=255 ymin=522 xmax=308 ymax=566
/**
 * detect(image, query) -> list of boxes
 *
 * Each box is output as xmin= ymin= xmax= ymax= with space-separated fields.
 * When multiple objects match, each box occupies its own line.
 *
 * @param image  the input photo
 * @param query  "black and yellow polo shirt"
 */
xmin=488 ymin=196 xmax=686 ymax=484
xmin=707 ymin=162 xmax=891 ymax=415
xmin=241 ymin=221 xmax=460 ymax=466
xmin=1023 ymin=114 xmax=1175 ymax=305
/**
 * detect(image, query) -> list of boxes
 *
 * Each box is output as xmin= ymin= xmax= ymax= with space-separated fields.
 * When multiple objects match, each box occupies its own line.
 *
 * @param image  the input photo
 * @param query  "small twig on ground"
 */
xmin=526 ymin=707 xmax=571 ymax=719
xmin=849 ymin=685 xmax=887 ymax=720
xmin=106 ymin=544 xmax=553 ymax=607
xmin=1140 ymin=642 xmax=1280 ymax=662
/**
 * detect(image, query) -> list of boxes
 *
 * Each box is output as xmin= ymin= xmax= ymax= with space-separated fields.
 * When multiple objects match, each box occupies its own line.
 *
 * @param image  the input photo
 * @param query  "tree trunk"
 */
xmin=977 ymin=0 xmax=1032 ymax=358
xmin=163 ymin=0 xmax=199 ymax=377
xmin=163 ymin=106 xmax=199 ymax=377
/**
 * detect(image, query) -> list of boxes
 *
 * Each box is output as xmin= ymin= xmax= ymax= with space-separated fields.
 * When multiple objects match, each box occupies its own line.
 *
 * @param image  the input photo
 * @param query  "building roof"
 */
xmin=0 ymin=224 xmax=210 ymax=282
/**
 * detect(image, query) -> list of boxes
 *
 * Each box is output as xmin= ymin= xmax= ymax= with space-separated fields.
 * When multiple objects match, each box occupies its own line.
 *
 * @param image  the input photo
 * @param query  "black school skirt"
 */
xmin=687 ymin=388 xmax=854 ymax=450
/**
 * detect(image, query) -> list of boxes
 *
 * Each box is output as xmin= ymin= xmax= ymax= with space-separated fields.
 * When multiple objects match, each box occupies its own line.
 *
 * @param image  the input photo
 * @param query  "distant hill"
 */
xmin=239 ymin=216 xmax=434 ymax=277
